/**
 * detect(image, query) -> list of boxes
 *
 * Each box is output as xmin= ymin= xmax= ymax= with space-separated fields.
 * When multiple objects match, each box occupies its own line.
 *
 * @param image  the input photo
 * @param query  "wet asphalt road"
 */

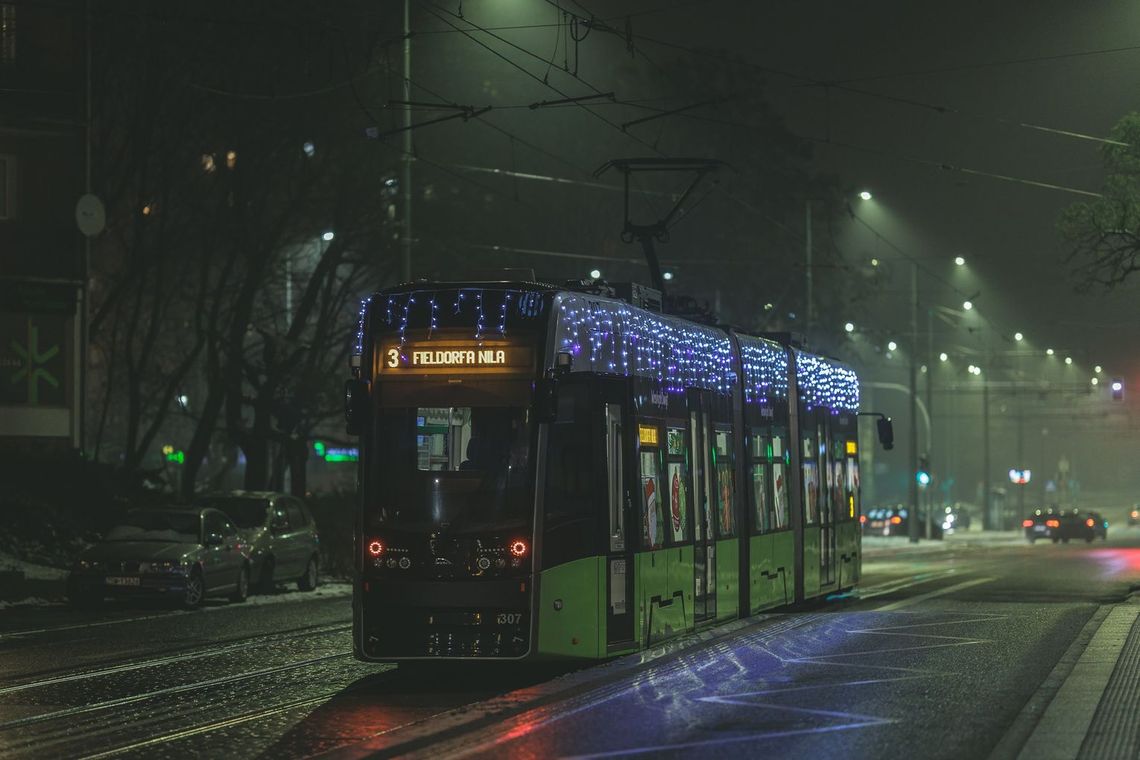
xmin=2 ymin=529 xmax=1139 ymax=759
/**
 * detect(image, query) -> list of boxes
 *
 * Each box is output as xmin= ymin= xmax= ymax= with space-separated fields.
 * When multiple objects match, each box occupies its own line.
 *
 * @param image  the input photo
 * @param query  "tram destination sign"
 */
xmin=380 ymin=341 xmax=533 ymax=375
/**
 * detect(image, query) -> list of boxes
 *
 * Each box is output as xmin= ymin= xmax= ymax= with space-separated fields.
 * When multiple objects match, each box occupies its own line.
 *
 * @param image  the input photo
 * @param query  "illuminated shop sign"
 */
xmin=380 ymin=342 xmax=532 ymax=375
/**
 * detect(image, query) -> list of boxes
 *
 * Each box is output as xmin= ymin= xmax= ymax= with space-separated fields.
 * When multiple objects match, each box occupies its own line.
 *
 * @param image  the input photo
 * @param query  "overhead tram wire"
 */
xmin=621 ymin=30 xmax=1130 ymax=149
xmin=416 ymin=1 xmax=669 ymax=158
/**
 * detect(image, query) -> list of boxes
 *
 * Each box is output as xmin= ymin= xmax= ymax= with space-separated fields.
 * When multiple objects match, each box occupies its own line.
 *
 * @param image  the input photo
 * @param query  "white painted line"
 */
xmin=876 ymin=576 xmax=995 ymax=611
xmin=1015 ymin=605 xmax=1140 ymax=760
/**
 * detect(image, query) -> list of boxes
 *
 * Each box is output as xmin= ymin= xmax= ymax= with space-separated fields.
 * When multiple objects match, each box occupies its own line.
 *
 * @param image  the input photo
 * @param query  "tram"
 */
xmin=345 ymin=280 xmax=889 ymax=661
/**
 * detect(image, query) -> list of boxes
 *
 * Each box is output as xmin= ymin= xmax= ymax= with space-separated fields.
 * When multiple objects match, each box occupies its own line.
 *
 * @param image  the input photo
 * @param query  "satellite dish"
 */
xmin=75 ymin=194 xmax=106 ymax=237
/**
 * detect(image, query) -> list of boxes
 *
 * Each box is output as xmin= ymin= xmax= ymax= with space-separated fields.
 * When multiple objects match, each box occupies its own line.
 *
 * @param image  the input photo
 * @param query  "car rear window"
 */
xmin=197 ymin=497 xmax=271 ymax=529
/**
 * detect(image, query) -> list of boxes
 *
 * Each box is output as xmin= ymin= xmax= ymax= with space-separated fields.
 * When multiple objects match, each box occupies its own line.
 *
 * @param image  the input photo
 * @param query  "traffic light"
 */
xmin=1112 ymin=378 xmax=1125 ymax=401
xmin=916 ymin=455 xmax=931 ymax=487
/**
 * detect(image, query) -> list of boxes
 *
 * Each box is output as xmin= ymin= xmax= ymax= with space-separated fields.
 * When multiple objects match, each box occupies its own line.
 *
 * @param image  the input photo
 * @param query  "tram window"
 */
xmin=372 ymin=405 xmax=531 ymax=527
xmin=801 ymin=433 xmax=819 ymax=525
xmin=640 ymin=449 xmax=664 ymax=550
xmin=544 ymin=384 xmax=597 ymax=568
xmin=772 ymin=432 xmax=789 ymax=529
xmin=665 ymin=426 xmax=691 ymax=544
xmin=750 ymin=428 xmax=772 ymax=534
xmin=713 ymin=428 xmax=736 ymax=538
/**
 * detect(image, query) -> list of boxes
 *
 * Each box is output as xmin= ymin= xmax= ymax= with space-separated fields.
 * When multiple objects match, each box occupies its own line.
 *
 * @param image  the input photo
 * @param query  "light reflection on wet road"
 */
xmin=1 ymin=532 xmax=1139 ymax=759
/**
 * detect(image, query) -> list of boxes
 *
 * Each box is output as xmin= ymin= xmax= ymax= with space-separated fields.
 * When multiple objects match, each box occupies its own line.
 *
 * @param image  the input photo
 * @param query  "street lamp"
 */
xmin=844 ymin=322 xmax=855 ymax=333
xmin=954 ymin=256 xmax=965 ymax=266
xmin=1046 ymin=348 xmax=1055 ymax=356
xmin=590 ymin=269 xmax=602 ymax=279
xmin=663 ymin=271 xmax=674 ymax=281
xmin=1095 ymin=365 xmax=1103 ymax=374
xmin=321 ymin=230 xmax=335 ymax=242
xmin=1064 ymin=357 xmax=1073 ymax=365
xmin=888 ymin=340 xmax=898 ymax=351
xmin=962 ymin=300 xmax=973 ymax=311
xmin=859 ymin=190 xmax=873 ymax=201
xmin=939 ymin=352 xmax=948 ymax=362
xmin=1014 ymin=332 xmax=1024 ymax=342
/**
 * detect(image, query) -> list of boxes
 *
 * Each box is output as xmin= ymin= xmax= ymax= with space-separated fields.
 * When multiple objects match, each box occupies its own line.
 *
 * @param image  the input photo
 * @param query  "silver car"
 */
xmin=68 ymin=507 xmax=251 ymax=608
xmin=195 ymin=491 xmax=320 ymax=593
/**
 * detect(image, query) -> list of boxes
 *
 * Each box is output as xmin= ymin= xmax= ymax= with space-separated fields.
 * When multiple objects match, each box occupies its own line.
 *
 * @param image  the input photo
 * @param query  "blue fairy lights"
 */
xmin=795 ymin=351 xmax=860 ymax=413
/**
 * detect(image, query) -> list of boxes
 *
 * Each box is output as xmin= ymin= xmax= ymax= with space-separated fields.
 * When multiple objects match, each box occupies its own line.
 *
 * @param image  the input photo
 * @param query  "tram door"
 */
xmin=691 ymin=399 xmax=716 ymax=623
xmin=820 ymin=424 xmax=837 ymax=587
xmin=602 ymin=395 xmax=635 ymax=649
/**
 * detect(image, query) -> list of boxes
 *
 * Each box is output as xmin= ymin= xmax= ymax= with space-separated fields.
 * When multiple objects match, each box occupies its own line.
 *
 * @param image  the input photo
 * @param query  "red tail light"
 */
xmin=1046 ymin=519 xmax=1060 ymax=528
xmin=510 ymin=540 xmax=528 ymax=557
xmin=1022 ymin=519 xmax=1034 ymax=528
xmin=890 ymin=516 xmax=902 ymax=525
xmin=367 ymin=540 xmax=384 ymax=557
xmin=1132 ymin=511 xmax=1138 ymax=519
xmin=1086 ymin=518 xmax=1095 ymax=527
xmin=859 ymin=515 xmax=867 ymax=524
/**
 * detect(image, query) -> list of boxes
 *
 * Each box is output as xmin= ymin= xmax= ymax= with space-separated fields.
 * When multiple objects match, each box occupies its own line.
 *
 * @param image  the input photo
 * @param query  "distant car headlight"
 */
xmin=145 ymin=560 xmax=187 ymax=574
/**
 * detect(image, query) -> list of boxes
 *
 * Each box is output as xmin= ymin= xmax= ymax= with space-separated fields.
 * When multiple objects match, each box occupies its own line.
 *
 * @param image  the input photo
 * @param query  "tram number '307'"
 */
xmin=496 ymin=612 xmax=523 ymax=625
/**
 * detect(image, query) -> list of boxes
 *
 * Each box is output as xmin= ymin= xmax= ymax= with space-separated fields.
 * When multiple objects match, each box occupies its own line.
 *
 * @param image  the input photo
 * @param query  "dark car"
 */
xmin=68 ymin=507 xmax=251 ymax=608
xmin=1023 ymin=509 xmax=1059 ymax=543
xmin=860 ymin=505 xmax=943 ymax=538
xmin=194 ymin=491 xmax=320 ymax=593
xmin=1055 ymin=509 xmax=1108 ymax=543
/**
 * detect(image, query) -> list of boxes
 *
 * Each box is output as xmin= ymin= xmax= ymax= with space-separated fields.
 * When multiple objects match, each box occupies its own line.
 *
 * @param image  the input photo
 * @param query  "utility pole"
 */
xmin=983 ymin=378 xmax=992 ymax=529
xmin=925 ymin=306 xmax=934 ymax=540
xmin=908 ymin=262 xmax=920 ymax=543
xmin=805 ymin=201 xmax=813 ymax=337
xmin=401 ymin=0 xmax=413 ymax=282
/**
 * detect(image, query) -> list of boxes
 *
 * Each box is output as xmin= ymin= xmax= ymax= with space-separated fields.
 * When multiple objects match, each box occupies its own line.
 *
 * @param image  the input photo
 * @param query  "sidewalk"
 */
xmin=862 ymin=529 xmax=1026 ymax=555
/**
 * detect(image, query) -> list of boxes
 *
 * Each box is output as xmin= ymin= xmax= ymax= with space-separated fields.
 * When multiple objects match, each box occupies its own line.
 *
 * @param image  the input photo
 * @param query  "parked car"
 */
xmin=194 ymin=491 xmax=320 ymax=593
xmin=860 ymin=505 xmax=943 ymax=538
xmin=68 ymin=507 xmax=250 ymax=608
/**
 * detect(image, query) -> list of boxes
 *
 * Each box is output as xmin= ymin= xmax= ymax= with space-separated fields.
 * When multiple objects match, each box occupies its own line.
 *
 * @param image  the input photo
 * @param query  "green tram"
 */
xmin=345 ymin=281 xmax=883 ymax=662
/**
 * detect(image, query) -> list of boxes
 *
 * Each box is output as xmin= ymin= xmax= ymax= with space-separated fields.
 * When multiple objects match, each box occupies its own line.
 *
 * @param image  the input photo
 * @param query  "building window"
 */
xmin=0 ymin=5 xmax=15 ymax=64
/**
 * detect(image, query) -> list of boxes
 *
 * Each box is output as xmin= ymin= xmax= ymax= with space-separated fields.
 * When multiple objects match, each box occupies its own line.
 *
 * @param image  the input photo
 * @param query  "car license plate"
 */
xmin=1033 ymin=525 xmax=1047 ymax=532
xmin=105 ymin=576 xmax=140 ymax=586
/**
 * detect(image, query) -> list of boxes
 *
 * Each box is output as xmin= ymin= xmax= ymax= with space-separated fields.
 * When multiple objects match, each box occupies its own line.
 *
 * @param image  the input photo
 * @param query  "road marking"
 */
xmin=876 ymin=576 xmax=995 ymax=610
xmin=0 ymin=612 xmax=184 ymax=640
xmin=855 ymin=568 xmax=961 ymax=600
xmin=1014 ymin=604 xmax=1140 ymax=760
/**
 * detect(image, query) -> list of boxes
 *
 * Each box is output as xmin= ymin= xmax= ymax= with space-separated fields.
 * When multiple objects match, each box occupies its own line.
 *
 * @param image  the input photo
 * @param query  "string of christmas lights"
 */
xmin=795 ymin=351 xmax=860 ymax=413
xmin=737 ymin=335 xmax=790 ymax=406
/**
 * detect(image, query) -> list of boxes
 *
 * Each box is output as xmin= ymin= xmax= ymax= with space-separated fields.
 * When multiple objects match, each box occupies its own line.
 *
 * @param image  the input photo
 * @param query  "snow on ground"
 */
xmin=0 ymin=551 xmax=68 ymax=580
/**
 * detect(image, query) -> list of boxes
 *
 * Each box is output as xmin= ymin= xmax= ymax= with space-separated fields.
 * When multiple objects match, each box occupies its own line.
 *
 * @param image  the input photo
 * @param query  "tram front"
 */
xmin=347 ymin=285 xmax=552 ymax=661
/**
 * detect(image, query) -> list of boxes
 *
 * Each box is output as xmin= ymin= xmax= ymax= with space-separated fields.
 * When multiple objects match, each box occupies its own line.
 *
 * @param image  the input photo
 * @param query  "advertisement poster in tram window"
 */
xmin=667 ymin=428 xmax=685 ymax=457
xmin=641 ymin=452 xmax=663 ymax=549
xmin=752 ymin=465 xmax=769 ymax=532
xmin=802 ymin=461 xmax=819 ymax=523
xmin=668 ymin=461 xmax=687 ymax=541
xmin=833 ymin=460 xmax=846 ymax=517
xmin=773 ymin=462 xmax=789 ymax=528
xmin=717 ymin=463 xmax=735 ymax=535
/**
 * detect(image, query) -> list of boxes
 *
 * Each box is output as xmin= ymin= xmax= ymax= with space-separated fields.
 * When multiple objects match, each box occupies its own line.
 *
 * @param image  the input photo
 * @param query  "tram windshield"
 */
xmin=372 ymin=405 xmax=533 ymax=531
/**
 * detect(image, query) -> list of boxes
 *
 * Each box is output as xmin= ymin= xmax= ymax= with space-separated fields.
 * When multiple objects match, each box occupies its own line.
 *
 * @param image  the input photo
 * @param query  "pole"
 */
xmin=908 ymin=262 xmax=919 ymax=542
xmin=983 ymin=377 xmax=992 ymax=529
xmin=401 ymin=0 xmax=413 ymax=282
xmin=926 ymin=307 xmax=934 ymax=539
xmin=805 ymin=200 xmax=813 ymax=337
xmin=1017 ymin=405 xmax=1025 ymax=522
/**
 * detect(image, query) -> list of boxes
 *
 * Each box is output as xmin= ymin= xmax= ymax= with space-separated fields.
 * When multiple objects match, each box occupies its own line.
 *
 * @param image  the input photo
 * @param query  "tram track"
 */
xmin=0 ymin=621 xmax=352 ymax=694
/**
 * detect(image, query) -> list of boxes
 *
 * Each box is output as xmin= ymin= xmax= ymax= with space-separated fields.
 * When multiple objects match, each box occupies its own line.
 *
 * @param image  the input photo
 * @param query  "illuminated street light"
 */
xmin=844 ymin=322 xmax=855 ymax=333
xmin=967 ymin=364 xmax=976 ymax=373
xmin=1065 ymin=357 xmax=1073 ymax=365
xmin=590 ymin=269 xmax=602 ymax=279
xmin=859 ymin=190 xmax=873 ymax=201
xmin=871 ymin=258 xmax=879 ymax=267
xmin=1095 ymin=365 xmax=1103 ymax=374
xmin=954 ymin=256 xmax=966 ymax=266
xmin=888 ymin=340 xmax=898 ymax=351
xmin=962 ymin=300 xmax=973 ymax=311
xmin=1091 ymin=377 xmax=1099 ymax=386
xmin=321 ymin=231 xmax=335 ymax=242
xmin=1014 ymin=332 xmax=1024 ymax=342
xmin=939 ymin=352 xmax=948 ymax=362
xmin=1046 ymin=348 xmax=1055 ymax=356
xmin=663 ymin=271 xmax=674 ymax=281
